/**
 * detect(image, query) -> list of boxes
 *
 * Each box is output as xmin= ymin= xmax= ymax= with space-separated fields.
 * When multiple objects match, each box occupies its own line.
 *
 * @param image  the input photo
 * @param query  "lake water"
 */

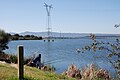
xmin=5 ymin=38 xmax=116 ymax=76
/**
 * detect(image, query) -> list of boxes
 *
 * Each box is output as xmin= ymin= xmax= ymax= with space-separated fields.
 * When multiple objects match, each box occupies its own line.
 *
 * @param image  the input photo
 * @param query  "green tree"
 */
xmin=0 ymin=29 xmax=9 ymax=53
xmin=24 ymin=35 xmax=30 ymax=38
xmin=11 ymin=33 xmax=20 ymax=40
xmin=14 ymin=34 xmax=20 ymax=37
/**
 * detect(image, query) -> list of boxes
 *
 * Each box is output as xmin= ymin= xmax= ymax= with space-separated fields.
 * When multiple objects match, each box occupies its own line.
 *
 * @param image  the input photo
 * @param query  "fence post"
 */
xmin=39 ymin=54 xmax=41 ymax=69
xmin=18 ymin=45 xmax=24 ymax=80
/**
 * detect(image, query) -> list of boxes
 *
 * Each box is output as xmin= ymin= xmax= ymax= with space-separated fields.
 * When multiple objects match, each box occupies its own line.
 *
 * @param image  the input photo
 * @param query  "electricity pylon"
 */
xmin=44 ymin=3 xmax=53 ymax=42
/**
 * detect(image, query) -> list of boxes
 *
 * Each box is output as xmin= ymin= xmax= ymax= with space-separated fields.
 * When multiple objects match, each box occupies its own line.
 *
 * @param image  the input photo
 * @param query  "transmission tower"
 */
xmin=44 ymin=3 xmax=53 ymax=42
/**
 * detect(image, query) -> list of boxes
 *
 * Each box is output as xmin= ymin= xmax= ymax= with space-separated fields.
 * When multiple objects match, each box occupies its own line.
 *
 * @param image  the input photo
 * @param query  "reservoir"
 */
xmin=5 ymin=38 xmax=117 ymax=76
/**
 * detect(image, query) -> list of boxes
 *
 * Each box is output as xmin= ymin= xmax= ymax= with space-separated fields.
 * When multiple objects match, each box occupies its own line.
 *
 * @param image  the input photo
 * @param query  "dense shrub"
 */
xmin=0 ymin=29 xmax=9 ymax=53
xmin=63 ymin=64 xmax=111 ymax=80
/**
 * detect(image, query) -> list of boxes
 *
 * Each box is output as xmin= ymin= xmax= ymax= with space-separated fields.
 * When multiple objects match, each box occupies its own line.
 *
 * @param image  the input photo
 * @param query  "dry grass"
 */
xmin=0 ymin=62 xmax=75 ymax=80
xmin=0 ymin=61 xmax=18 ymax=80
xmin=81 ymin=64 xmax=110 ymax=80
xmin=63 ymin=64 xmax=111 ymax=80
xmin=62 ymin=64 xmax=82 ymax=79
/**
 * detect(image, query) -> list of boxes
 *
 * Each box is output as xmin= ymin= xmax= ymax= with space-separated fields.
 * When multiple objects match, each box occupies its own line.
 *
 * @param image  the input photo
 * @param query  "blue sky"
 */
xmin=0 ymin=0 xmax=120 ymax=34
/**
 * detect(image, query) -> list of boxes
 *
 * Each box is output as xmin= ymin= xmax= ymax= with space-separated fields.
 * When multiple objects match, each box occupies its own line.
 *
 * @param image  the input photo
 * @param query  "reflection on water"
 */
xmin=5 ymin=39 xmax=116 ymax=76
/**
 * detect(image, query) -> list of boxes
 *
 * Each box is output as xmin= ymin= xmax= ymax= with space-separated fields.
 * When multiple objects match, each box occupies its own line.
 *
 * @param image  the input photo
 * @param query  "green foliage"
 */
xmin=78 ymin=33 xmax=120 ymax=79
xmin=0 ymin=29 xmax=9 ymax=53
xmin=41 ymin=64 xmax=55 ymax=72
xmin=24 ymin=35 xmax=31 ymax=38
xmin=14 ymin=34 xmax=20 ymax=37
xmin=9 ymin=34 xmax=42 ymax=40
xmin=9 ymin=54 xmax=18 ymax=63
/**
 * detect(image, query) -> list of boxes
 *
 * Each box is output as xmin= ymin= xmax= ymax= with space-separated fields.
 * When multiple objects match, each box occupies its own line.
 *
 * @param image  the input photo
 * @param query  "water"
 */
xmin=5 ymin=38 xmax=116 ymax=76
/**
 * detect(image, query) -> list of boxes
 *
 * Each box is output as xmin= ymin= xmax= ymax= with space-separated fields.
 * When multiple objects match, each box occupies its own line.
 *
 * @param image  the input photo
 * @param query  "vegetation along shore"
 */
xmin=0 ymin=29 xmax=120 ymax=80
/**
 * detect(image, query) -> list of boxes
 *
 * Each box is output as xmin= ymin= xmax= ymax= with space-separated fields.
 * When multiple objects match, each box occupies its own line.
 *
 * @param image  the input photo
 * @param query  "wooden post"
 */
xmin=39 ymin=54 xmax=41 ymax=69
xmin=18 ymin=45 xmax=24 ymax=80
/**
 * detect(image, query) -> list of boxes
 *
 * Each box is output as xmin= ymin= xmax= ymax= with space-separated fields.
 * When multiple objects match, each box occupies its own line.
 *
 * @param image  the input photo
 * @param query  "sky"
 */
xmin=0 ymin=0 xmax=120 ymax=34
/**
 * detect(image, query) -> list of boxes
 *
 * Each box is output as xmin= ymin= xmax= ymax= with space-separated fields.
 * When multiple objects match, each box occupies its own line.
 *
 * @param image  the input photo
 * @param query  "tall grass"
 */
xmin=63 ymin=64 xmax=111 ymax=80
xmin=0 ymin=62 xmax=75 ymax=80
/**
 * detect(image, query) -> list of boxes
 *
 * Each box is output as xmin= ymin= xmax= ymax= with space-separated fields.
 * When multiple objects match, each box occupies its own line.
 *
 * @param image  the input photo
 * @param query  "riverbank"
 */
xmin=0 ymin=61 xmax=75 ymax=80
xmin=0 ymin=52 xmax=118 ymax=80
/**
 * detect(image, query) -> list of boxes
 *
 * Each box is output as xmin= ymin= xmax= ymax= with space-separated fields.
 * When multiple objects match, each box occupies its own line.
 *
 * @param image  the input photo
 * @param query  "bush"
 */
xmin=63 ymin=64 xmax=111 ymax=80
xmin=62 ymin=64 xmax=82 ymax=79
xmin=9 ymin=54 xmax=18 ymax=63
xmin=81 ymin=64 xmax=110 ymax=80
xmin=0 ymin=29 xmax=9 ymax=53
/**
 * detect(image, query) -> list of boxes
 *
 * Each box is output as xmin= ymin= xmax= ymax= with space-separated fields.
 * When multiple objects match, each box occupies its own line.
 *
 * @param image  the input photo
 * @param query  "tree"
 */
xmin=24 ymin=35 xmax=30 ymax=38
xmin=0 ymin=29 xmax=9 ymax=53
xmin=11 ymin=34 xmax=20 ymax=40
xmin=14 ymin=34 xmax=20 ymax=37
xmin=78 ymin=33 xmax=120 ymax=79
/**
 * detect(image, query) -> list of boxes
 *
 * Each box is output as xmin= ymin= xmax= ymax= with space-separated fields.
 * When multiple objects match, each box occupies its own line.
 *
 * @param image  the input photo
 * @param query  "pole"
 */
xmin=44 ymin=3 xmax=53 ymax=41
xmin=18 ymin=45 xmax=24 ymax=80
xmin=48 ymin=13 xmax=50 ymax=39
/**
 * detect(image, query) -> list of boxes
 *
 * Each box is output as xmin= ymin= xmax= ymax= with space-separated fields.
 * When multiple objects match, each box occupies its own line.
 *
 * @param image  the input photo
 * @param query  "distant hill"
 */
xmin=9 ymin=31 xmax=120 ymax=38
xmin=10 ymin=31 xmax=89 ymax=37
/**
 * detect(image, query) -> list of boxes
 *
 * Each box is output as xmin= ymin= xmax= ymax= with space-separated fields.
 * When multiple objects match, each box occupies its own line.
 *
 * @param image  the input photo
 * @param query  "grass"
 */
xmin=0 ymin=63 xmax=17 ymax=80
xmin=0 ymin=62 xmax=75 ymax=80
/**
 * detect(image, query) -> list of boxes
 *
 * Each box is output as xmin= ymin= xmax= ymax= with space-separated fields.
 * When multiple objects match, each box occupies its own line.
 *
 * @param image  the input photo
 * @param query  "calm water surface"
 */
xmin=5 ymin=39 xmax=116 ymax=76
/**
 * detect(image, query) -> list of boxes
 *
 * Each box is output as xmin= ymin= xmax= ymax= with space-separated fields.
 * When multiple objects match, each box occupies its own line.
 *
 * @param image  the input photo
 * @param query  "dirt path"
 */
xmin=0 ymin=61 xmax=18 ymax=69
xmin=0 ymin=61 xmax=6 ymax=64
xmin=10 ymin=63 xmax=18 ymax=69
